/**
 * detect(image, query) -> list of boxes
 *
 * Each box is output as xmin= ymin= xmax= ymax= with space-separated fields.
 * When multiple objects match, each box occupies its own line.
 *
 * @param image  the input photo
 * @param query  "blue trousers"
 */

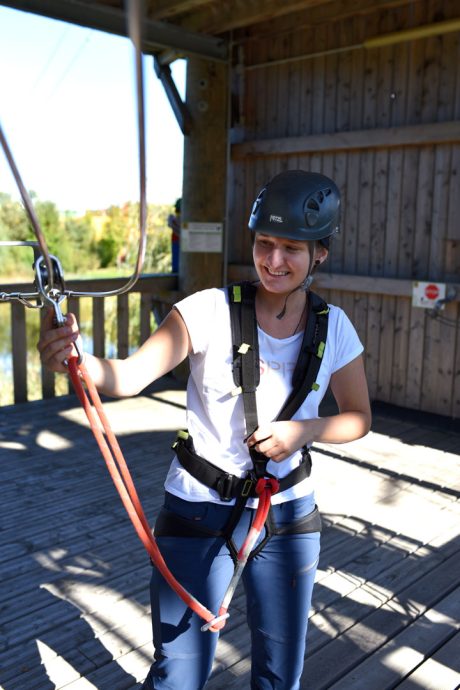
xmin=141 ymin=492 xmax=320 ymax=690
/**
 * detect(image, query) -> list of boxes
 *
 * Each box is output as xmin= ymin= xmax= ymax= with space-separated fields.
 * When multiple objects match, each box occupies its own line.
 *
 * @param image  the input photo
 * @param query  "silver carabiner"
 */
xmin=34 ymin=254 xmax=83 ymax=364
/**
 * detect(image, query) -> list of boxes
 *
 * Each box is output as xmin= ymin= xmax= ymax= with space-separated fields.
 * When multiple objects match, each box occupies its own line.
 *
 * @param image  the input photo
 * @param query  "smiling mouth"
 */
xmin=265 ymin=267 xmax=289 ymax=276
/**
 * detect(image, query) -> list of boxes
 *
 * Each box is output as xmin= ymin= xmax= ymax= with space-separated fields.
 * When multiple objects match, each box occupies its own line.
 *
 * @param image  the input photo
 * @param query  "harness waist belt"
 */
xmin=154 ymin=503 xmax=322 ymax=540
xmin=174 ymin=434 xmax=312 ymax=502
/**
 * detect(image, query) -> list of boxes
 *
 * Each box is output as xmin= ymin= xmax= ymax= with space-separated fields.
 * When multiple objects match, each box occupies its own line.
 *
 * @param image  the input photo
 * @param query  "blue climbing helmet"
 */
xmin=248 ymin=170 xmax=340 ymax=248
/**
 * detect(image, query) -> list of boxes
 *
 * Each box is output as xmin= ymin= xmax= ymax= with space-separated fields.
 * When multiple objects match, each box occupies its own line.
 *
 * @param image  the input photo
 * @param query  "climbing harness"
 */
xmin=167 ymin=281 xmax=328 ymax=628
xmin=173 ymin=281 xmax=329 ymax=502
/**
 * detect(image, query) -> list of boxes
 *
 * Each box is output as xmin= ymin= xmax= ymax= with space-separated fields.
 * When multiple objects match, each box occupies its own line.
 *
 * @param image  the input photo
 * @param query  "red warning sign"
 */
xmin=424 ymin=283 xmax=440 ymax=301
xmin=412 ymin=281 xmax=446 ymax=309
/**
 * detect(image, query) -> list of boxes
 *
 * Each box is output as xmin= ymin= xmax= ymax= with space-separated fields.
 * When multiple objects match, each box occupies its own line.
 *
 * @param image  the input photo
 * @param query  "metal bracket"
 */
xmin=153 ymin=54 xmax=192 ymax=135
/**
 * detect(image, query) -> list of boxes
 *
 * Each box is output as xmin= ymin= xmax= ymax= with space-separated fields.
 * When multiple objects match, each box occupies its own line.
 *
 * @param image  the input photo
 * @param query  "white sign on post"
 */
xmin=181 ymin=222 xmax=223 ymax=253
xmin=412 ymin=281 xmax=446 ymax=309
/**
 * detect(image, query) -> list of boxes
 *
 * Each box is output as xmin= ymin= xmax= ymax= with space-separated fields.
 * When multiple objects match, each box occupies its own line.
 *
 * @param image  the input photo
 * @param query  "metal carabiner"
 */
xmin=34 ymin=254 xmax=83 ymax=364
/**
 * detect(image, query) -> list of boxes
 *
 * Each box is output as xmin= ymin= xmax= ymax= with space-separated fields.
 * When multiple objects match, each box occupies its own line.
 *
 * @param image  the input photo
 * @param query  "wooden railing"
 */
xmin=1 ymin=274 xmax=179 ymax=405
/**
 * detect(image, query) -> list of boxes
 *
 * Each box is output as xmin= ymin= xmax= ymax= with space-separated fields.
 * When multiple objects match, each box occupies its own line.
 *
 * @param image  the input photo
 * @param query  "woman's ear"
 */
xmin=314 ymin=245 xmax=329 ymax=265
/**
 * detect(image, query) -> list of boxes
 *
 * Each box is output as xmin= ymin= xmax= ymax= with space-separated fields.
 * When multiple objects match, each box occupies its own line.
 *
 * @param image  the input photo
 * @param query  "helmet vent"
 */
xmin=251 ymin=189 xmax=266 ymax=218
xmin=306 ymin=198 xmax=320 ymax=211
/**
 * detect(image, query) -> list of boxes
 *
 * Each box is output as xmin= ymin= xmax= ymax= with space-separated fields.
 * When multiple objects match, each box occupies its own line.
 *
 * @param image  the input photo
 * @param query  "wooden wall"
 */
xmin=226 ymin=0 xmax=460 ymax=418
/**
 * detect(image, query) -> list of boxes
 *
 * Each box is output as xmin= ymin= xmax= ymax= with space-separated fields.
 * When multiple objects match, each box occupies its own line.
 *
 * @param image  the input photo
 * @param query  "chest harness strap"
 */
xmin=159 ymin=282 xmax=329 ymax=562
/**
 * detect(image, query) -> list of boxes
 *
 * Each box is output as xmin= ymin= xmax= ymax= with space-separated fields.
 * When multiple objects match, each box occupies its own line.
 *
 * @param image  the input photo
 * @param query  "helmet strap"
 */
xmin=276 ymin=242 xmax=317 ymax=318
xmin=300 ymin=241 xmax=317 ymax=292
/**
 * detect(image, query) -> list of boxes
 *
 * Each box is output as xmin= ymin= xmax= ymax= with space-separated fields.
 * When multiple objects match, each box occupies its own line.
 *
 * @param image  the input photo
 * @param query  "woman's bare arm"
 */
xmin=38 ymin=307 xmax=191 ymax=398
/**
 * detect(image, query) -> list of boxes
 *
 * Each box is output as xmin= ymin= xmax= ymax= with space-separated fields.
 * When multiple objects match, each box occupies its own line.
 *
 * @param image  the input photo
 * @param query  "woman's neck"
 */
xmin=255 ymin=285 xmax=308 ymax=339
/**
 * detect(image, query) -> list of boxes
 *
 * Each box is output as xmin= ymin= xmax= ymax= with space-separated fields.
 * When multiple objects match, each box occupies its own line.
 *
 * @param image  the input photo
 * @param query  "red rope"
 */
xmin=67 ymin=356 xmax=217 ymax=627
xmin=66 ymin=355 xmax=278 ymax=633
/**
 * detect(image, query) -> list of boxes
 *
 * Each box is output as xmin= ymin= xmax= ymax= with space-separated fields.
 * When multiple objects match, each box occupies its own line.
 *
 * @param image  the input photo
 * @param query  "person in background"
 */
xmin=168 ymin=198 xmax=181 ymax=273
xmin=38 ymin=171 xmax=371 ymax=690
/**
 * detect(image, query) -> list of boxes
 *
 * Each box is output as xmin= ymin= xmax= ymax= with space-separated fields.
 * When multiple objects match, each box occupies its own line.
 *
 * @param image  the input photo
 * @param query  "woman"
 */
xmin=38 ymin=170 xmax=371 ymax=690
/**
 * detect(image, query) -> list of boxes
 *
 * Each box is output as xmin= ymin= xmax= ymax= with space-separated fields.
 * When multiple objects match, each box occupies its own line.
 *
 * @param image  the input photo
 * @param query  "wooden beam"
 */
xmin=180 ymin=58 xmax=228 ymax=294
xmin=153 ymin=55 xmax=193 ymax=135
xmin=177 ymin=0 xmax=328 ymax=35
xmin=234 ymin=0 xmax=429 ymax=39
xmin=1 ymin=274 xmax=178 ymax=299
xmin=232 ymin=121 xmax=460 ymax=159
xmin=1 ymin=0 xmax=228 ymax=61
xmin=149 ymin=0 xmax=213 ymax=21
xmin=227 ymin=265 xmax=460 ymax=301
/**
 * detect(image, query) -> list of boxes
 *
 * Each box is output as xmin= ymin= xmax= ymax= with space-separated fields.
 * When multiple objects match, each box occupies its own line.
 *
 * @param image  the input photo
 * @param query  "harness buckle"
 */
xmin=241 ymin=477 xmax=254 ymax=498
xmin=216 ymin=472 xmax=235 ymax=502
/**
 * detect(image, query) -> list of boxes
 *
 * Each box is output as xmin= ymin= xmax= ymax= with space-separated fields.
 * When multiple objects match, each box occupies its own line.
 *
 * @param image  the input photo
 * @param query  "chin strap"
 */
xmin=277 ymin=244 xmax=318 ymax=318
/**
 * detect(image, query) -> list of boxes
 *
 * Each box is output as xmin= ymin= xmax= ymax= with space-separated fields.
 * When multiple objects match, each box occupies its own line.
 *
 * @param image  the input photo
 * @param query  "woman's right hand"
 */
xmin=37 ymin=309 xmax=83 ymax=373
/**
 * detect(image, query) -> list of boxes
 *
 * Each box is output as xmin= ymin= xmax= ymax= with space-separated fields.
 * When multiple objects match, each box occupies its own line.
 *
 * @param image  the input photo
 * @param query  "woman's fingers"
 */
xmin=37 ymin=310 xmax=81 ymax=372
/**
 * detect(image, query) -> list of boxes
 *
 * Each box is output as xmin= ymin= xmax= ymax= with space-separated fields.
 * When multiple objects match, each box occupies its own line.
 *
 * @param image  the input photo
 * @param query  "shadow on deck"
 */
xmin=0 ymin=378 xmax=459 ymax=689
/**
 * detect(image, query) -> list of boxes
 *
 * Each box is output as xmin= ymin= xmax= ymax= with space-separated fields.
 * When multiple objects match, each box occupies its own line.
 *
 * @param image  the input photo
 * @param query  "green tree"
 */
xmin=96 ymin=205 xmax=126 ymax=268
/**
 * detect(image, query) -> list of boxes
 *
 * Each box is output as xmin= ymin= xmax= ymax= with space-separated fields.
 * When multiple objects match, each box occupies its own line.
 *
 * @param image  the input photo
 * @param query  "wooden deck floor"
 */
xmin=1 ymin=378 xmax=459 ymax=690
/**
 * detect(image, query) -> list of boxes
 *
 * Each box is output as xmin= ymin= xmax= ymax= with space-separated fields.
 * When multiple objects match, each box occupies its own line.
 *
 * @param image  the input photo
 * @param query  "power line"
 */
xmin=47 ymin=32 xmax=92 ymax=99
xmin=31 ymin=28 xmax=69 ymax=92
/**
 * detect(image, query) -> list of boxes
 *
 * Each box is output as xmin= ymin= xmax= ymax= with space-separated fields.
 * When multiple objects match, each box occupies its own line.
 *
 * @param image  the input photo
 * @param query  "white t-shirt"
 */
xmin=164 ymin=287 xmax=363 ymax=506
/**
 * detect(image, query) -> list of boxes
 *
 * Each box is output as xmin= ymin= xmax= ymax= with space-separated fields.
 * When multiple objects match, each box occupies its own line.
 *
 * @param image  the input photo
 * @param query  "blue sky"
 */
xmin=0 ymin=5 xmax=185 ymax=214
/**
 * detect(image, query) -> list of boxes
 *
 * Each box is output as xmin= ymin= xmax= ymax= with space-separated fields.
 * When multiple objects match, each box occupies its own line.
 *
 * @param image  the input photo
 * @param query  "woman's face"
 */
xmin=253 ymin=233 xmax=314 ymax=295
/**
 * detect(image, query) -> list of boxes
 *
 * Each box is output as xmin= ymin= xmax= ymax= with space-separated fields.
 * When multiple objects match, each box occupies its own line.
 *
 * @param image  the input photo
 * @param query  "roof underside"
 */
xmin=2 ymin=0 xmax=413 ymax=61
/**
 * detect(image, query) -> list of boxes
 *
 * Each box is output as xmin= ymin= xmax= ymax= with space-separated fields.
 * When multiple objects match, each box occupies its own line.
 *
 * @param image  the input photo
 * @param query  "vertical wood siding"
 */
xmin=228 ymin=1 xmax=460 ymax=417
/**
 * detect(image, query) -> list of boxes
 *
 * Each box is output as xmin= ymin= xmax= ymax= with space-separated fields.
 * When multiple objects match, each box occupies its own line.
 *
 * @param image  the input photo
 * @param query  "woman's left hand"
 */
xmin=246 ymin=421 xmax=310 ymax=462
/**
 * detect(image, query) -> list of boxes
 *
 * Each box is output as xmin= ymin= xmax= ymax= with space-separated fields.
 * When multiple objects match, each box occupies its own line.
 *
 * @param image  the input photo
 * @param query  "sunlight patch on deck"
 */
xmin=382 ymin=644 xmax=425 ymax=675
xmin=36 ymin=429 xmax=74 ymax=451
xmin=58 ymin=393 xmax=187 ymax=434
xmin=0 ymin=440 xmax=27 ymax=450
xmin=37 ymin=639 xmax=95 ymax=688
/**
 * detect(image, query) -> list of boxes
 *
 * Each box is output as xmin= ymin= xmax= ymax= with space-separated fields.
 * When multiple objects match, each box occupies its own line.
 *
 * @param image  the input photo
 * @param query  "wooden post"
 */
xmin=180 ymin=58 xmax=229 ymax=294
xmin=11 ymin=302 xmax=27 ymax=404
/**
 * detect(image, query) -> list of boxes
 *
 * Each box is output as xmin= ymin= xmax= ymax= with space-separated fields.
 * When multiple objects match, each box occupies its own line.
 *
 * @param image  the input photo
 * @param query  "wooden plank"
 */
xmin=311 ymin=24 xmax=327 ymax=136
xmin=140 ymin=293 xmax=152 ymax=345
xmin=376 ymin=296 xmax=396 ymax=402
xmin=396 ymin=630 xmax=460 ymax=690
xmin=349 ymin=15 xmax=364 ymax=131
xmin=389 ymin=39 xmax=409 ymax=128
xmin=328 ymin=586 xmax=460 ymax=689
xmin=365 ymin=294 xmax=382 ymax=400
xmin=11 ymin=302 xmax=27 ymax=403
xmin=402 ymin=0 xmax=426 ymax=124
xmin=390 ymin=297 xmax=411 ymax=406
xmin=299 ymin=556 xmax=460 ymax=689
xmin=40 ymin=306 xmax=55 ymax=399
xmin=231 ymin=120 xmax=460 ymax=159
xmin=355 ymin=150 xmax=373 ymax=276
xmin=434 ymin=302 xmax=459 ymax=417
xmin=116 ymin=293 xmax=129 ymax=359
xmin=92 ymin=296 xmax=105 ymax=358
xmin=299 ymin=26 xmax=314 ymax=136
